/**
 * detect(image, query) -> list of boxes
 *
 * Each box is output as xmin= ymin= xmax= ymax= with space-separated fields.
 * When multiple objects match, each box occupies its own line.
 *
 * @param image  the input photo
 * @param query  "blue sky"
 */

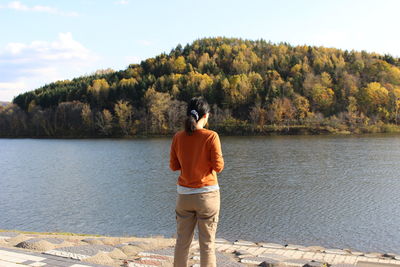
xmin=1 ymin=0 xmax=399 ymax=101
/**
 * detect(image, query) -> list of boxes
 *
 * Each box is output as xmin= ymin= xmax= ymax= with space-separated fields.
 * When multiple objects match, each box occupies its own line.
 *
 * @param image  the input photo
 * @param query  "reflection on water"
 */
xmin=1 ymin=135 xmax=400 ymax=253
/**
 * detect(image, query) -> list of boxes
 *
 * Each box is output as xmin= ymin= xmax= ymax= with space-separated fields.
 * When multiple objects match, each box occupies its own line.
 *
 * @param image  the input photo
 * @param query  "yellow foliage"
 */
xmin=173 ymin=56 xmax=186 ymax=73
xmin=365 ymin=82 xmax=389 ymax=106
xmin=119 ymin=78 xmax=138 ymax=87
xmin=88 ymin=79 xmax=110 ymax=94
xmin=290 ymin=64 xmax=302 ymax=75
xmin=187 ymin=72 xmax=213 ymax=92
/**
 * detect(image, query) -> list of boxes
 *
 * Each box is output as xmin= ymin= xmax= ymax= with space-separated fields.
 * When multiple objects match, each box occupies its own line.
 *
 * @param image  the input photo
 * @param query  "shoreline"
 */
xmin=1 ymin=229 xmax=399 ymax=267
xmin=1 ymin=122 xmax=400 ymax=139
xmin=2 ymin=130 xmax=400 ymax=140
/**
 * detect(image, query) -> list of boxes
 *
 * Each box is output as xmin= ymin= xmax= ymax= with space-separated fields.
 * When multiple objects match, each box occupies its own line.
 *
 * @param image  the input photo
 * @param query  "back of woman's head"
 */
xmin=185 ymin=97 xmax=210 ymax=135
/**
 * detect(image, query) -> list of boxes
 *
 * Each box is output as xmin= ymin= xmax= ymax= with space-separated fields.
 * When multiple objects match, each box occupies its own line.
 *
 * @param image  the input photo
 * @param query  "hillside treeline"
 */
xmin=2 ymin=37 xmax=400 ymax=137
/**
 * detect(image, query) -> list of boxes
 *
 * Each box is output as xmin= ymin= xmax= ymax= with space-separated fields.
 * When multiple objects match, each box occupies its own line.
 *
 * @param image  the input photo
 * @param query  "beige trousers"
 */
xmin=174 ymin=190 xmax=220 ymax=267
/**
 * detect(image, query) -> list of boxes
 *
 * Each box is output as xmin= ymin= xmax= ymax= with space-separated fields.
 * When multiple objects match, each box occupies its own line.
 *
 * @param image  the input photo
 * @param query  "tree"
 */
xmin=293 ymin=94 xmax=310 ymax=121
xmin=224 ymin=74 xmax=252 ymax=107
xmin=96 ymin=109 xmax=113 ymax=136
xmin=267 ymin=98 xmax=295 ymax=125
xmin=88 ymin=79 xmax=110 ymax=107
xmin=167 ymin=100 xmax=187 ymax=133
xmin=358 ymin=82 xmax=389 ymax=116
xmin=249 ymin=102 xmax=267 ymax=130
xmin=114 ymin=100 xmax=134 ymax=135
xmin=55 ymin=101 xmax=85 ymax=135
xmin=173 ymin=56 xmax=186 ymax=73
xmin=303 ymin=72 xmax=335 ymax=114
xmin=232 ymin=52 xmax=250 ymax=74
xmin=144 ymin=87 xmax=171 ymax=133
xmin=81 ymin=103 xmax=94 ymax=134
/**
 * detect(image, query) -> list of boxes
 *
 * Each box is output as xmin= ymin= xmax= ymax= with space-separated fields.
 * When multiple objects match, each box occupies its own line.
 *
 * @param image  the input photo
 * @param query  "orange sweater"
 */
xmin=170 ymin=128 xmax=224 ymax=188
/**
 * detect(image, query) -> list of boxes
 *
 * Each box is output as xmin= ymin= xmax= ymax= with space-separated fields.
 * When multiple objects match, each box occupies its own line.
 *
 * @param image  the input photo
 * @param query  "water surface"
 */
xmin=1 ymin=135 xmax=400 ymax=253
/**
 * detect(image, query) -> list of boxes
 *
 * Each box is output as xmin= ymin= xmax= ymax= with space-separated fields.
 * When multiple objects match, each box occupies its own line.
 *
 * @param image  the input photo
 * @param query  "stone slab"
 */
xmin=128 ymin=241 xmax=151 ymax=246
xmin=234 ymin=240 xmax=257 ymax=246
xmin=307 ymin=246 xmax=326 ymax=253
xmin=45 ymin=244 xmax=115 ymax=260
xmin=137 ymin=247 xmax=174 ymax=258
xmin=357 ymin=261 xmax=400 ymax=267
xmin=260 ymin=242 xmax=285 ymax=249
xmin=325 ymin=249 xmax=349 ymax=255
xmin=215 ymin=238 xmax=230 ymax=244
xmin=258 ymin=259 xmax=281 ymax=267
xmin=240 ymin=257 xmax=276 ymax=265
xmin=286 ymin=244 xmax=307 ymax=250
xmin=364 ymin=252 xmax=383 ymax=258
xmin=212 ymin=254 xmax=244 ymax=266
xmin=25 ymin=238 xmax=66 ymax=245
xmin=281 ymin=258 xmax=311 ymax=267
xmin=257 ymin=253 xmax=289 ymax=261
xmin=0 ymin=247 xmax=107 ymax=267
xmin=127 ymin=259 xmax=163 ymax=266
xmin=304 ymin=261 xmax=327 ymax=267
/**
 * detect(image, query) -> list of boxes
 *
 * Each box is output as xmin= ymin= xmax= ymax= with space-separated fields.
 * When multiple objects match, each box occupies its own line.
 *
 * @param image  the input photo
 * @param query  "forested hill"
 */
xmin=2 ymin=37 xmax=400 ymax=137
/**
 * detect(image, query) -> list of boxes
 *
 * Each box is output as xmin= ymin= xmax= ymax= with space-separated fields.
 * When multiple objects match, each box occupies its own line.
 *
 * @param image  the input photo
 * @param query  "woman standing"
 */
xmin=170 ymin=97 xmax=224 ymax=267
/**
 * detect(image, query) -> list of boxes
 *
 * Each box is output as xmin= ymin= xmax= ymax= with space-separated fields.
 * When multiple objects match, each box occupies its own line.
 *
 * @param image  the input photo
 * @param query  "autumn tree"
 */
xmin=267 ymin=98 xmax=295 ymax=125
xmin=358 ymin=82 xmax=389 ymax=116
xmin=293 ymin=94 xmax=310 ymax=121
xmin=96 ymin=109 xmax=114 ymax=136
xmin=249 ymin=102 xmax=267 ymax=130
xmin=88 ymin=79 xmax=110 ymax=107
xmin=144 ymin=87 xmax=171 ymax=133
xmin=114 ymin=100 xmax=134 ymax=135
xmin=303 ymin=72 xmax=335 ymax=114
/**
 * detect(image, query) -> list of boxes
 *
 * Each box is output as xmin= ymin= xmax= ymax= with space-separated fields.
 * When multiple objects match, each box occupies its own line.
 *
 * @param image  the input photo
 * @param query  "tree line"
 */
xmin=2 ymin=37 xmax=400 ymax=137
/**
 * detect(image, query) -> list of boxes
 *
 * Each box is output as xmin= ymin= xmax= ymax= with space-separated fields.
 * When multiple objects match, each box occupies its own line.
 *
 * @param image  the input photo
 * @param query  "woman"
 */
xmin=170 ymin=97 xmax=224 ymax=267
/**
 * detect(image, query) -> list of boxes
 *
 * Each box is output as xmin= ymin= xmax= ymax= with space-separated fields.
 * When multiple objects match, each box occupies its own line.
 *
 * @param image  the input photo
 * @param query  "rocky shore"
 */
xmin=0 ymin=230 xmax=399 ymax=267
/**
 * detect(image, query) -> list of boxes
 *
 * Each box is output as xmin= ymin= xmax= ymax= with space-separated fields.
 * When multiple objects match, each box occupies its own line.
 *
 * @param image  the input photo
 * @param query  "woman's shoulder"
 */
xmin=197 ymin=128 xmax=219 ymax=138
xmin=174 ymin=129 xmax=219 ymax=139
xmin=173 ymin=130 xmax=185 ymax=138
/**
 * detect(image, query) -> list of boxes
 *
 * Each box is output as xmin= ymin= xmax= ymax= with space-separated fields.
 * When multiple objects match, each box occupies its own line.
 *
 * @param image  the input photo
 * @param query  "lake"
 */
xmin=1 ymin=135 xmax=400 ymax=253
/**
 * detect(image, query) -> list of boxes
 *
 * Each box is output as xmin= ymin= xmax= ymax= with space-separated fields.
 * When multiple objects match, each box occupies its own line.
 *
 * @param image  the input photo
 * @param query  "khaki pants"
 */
xmin=174 ymin=190 xmax=220 ymax=267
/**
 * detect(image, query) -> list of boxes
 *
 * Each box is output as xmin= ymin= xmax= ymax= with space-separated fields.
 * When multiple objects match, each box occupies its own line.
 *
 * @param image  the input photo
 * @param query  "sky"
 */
xmin=0 ymin=0 xmax=400 ymax=101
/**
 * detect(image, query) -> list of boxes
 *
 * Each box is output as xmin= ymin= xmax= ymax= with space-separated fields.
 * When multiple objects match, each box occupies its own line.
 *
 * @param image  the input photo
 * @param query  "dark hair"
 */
xmin=185 ymin=97 xmax=210 ymax=135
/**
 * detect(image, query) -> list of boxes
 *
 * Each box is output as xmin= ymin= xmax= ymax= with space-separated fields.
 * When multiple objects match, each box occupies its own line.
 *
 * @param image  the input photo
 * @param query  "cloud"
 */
xmin=0 ymin=1 xmax=78 ymax=16
xmin=115 ymin=0 xmax=129 ymax=4
xmin=0 ymin=33 xmax=99 ymax=101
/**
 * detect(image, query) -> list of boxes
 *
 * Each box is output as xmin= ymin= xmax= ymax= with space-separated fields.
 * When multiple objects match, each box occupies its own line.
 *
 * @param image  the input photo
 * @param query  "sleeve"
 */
xmin=170 ymin=134 xmax=181 ymax=171
xmin=210 ymin=132 xmax=224 ymax=173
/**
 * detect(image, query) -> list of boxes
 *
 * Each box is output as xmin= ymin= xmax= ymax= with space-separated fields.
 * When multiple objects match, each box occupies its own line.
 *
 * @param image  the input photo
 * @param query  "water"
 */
xmin=1 ymin=135 xmax=400 ymax=253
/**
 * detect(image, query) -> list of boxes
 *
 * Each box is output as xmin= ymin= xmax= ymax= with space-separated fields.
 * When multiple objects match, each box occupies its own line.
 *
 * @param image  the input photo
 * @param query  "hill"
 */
xmin=2 ymin=37 xmax=400 ymax=137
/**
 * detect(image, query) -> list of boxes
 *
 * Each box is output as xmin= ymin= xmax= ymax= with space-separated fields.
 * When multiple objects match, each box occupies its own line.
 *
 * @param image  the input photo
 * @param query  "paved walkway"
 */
xmin=2 ymin=231 xmax=400 ymax=267
xmin=214 ymin=240 xmax=400 ymax=266
xmin=0 ymin=247 xmax=107 ymax=267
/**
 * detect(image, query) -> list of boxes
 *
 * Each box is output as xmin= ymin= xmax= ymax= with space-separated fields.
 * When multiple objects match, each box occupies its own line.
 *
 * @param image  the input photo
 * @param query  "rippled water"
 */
xmin=1 ymin=135 xmax=400 ymax=253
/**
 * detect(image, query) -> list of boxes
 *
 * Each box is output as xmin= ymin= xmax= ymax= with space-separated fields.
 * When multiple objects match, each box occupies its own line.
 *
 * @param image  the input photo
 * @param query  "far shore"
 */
xmin=2 ymin=124 xmax=400 ymax=139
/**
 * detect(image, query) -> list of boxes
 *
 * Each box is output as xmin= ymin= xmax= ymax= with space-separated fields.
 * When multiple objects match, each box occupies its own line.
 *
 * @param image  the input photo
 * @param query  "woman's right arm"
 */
xmin=210 ymin=133 xmax=224 ymax=173
xmin=170 ymin=134 xmax=181 ymax=171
